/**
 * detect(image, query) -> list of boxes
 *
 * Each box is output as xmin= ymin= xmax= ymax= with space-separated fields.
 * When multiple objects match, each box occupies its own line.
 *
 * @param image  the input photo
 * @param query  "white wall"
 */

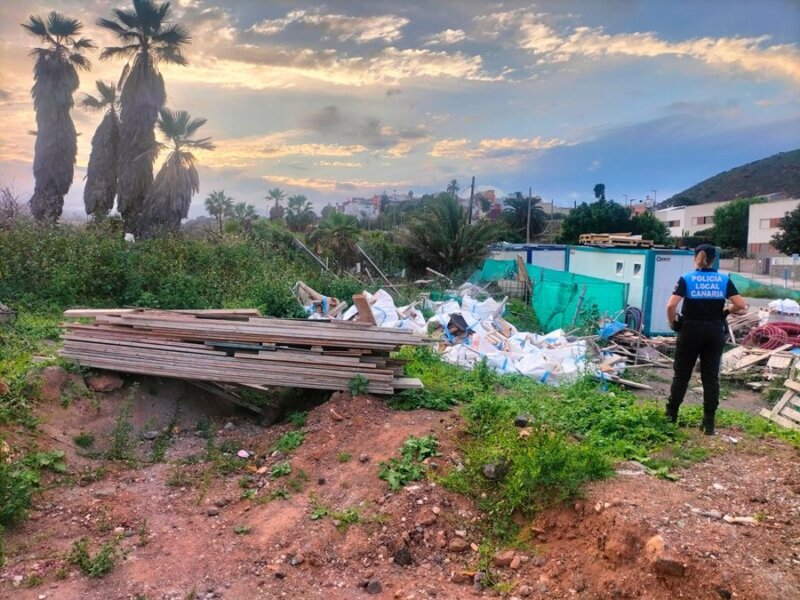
xmin=649 ymin=252 xmax=697 ymax=335
xmin=656 ymin=207 xmax=685 ymax=237
xmin=568 ymin=248 xmax=645 ymax=307
xmin=747 ymin=198 xmax=800 ymax=257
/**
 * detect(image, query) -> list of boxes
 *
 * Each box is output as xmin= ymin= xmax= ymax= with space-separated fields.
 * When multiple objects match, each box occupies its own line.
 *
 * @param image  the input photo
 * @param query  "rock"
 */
xmin=493 ymin=550 xmax=516 ymax=568
xmin=394 ymin=545 xmax=413 ymax=566
xmin=215 ymin=499 xmax=230 ymax=507
xmin=366 ymin=580 xmax=382 ymax=594
xmin=532 ymin=555 xmax=547 ymax=567
xmin=418 ymin=511 xmax=437 ymax=527
xmin=435 ymin=531 xmax=447 ymax=548
xmin=224 ymin=422 xmax=236 ymax=430
xmin=113 ymin=526 xmax=125 ymax=535
xmin=359 ymin=453 xmax=370 ymax=463
xmin=448 ymin=538 xmax=469 ymax=553
xmin=518 ymin=585 xmax=533 ymax=597
xmin=473 ymin=571 xmax=486 ymax=591
xmin=0 ymin=379 xmax=9 ymax=396
xmin=716 ymin=587 xmax=732 ymax=599
xmin=317 ymin=477 xmax=326 ymax=485
xmin=514 ymin=413 xmax=533 ymax=427
xmin=142 ymin=431 xmax=160 ymax=441
xmin=701 ymin=510 xmax=724 ymax=520
xmin=207 ymin=507 xmax=220 ymax=517
xmin=571 ymin=574 xmax=587 ymax=592
xmin=39 ymin=366 xmax=69 ymax=402
xmin=93 ymin=487 xmax=116 ymax=499
xmin=654 ymin=557 xmax=686 ymax=577
xmin=431 ymin=506 xmax=441 ymax=515
xmin=645 ymin=534 xmax=685 ymax=577
xmin=274 ymin=571 xmax=285 ymax=580
xmin=290 ymin=553 xmax=304 ymax=566
xmin=451 ymin=571 xmax=471 ymax=584
xmin=86 ymin=373 xmax=124 ymax=393
xmin=482 ymin=458 xmax=509 ymax=481
xmin=538 ymin=582 xmax=549 ymax=594
xmin=510 ymin=555 xmax=522 ymax=570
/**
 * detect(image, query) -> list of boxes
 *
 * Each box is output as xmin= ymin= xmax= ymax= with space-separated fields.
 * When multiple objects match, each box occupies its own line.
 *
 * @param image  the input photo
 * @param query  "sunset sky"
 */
xmin=0 ymin=0 xmax=798 ymax=218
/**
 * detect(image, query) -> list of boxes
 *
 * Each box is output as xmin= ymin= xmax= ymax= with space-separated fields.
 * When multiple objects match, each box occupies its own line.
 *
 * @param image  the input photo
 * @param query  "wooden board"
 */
xmin=352 ymin=294 xmax=377 ymax=326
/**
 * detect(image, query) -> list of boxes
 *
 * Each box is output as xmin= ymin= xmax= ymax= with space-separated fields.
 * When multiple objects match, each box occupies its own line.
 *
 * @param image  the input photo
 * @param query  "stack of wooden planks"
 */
xmin=61 ymin=309 xmax=426 ymax=396
xmin=578 ymin=233 xmax=654 ymax=248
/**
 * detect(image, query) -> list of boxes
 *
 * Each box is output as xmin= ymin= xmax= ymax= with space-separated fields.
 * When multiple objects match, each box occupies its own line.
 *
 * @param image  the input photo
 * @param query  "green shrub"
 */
xmin=273 ymin=431 xmax=305 ymax=453
xmin=68 ymin=538 xmax=117 ymax=578
xmin=348 ymin=374 xmax=369 ymax=396
xmin=378 ymin=435 xmax=438 ymax=491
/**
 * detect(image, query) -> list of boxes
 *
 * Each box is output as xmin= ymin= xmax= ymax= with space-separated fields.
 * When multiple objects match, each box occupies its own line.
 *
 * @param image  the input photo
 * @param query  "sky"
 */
xmin=0 ymin=0 xmax=799 ymax=219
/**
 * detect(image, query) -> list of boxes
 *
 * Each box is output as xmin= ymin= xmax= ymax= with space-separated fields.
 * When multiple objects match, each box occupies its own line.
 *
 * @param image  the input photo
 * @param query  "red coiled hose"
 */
xmin=743 ymin=321 xmax=800 ymax=349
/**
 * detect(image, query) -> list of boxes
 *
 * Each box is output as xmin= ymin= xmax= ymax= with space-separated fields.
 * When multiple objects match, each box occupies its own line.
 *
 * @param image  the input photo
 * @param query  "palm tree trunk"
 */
xmin=29 ymin=60 xmax=79 ymax=222
xmin=117 ymin=55 xmax=166 ymax=233
xmin=84 ymin=112 xmax=119 ymax=218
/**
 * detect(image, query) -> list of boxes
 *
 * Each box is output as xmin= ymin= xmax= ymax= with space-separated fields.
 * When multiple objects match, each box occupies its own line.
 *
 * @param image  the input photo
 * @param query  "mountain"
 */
xmin=662 ymin=149 xmax=800 ymax=207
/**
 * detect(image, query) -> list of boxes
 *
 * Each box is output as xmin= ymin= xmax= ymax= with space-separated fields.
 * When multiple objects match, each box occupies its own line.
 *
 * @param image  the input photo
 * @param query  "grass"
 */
xmin=337 ymin=452 xmax=352 ymax=463
xmin=273 ymin=430 xmax=305 ymax=453
xmin=106 ymin=391 xmax=135 ymax=461
xmin=73 ymin=432 xmax=95 ymax=449
xmin=270 ymin=461 xmax=291 ymax=478
xmin=68 ymin=537 xmax=118 ymax=578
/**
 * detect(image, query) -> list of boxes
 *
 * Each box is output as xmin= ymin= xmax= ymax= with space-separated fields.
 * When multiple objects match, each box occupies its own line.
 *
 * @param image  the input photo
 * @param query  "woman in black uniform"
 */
xmin=665 ymin=244 xmax=747 ymax=434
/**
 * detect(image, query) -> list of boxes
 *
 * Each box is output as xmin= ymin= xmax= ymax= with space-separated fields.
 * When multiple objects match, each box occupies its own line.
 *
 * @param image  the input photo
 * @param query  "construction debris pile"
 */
xmin=60 ymin=309 xmax=426 ymax=403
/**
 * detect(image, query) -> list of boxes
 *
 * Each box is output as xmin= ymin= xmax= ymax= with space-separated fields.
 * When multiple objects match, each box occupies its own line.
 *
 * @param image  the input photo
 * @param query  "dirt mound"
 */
xmin=2 ymin=387 xmax=799 ymax=599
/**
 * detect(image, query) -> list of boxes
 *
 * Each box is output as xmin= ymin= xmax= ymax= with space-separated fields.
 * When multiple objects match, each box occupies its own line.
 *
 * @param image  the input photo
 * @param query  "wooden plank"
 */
xmin=771 ymin=389 xmax=796 ymax=416
xmin=780 ymin=405 xmax=800 ymax=424
xmin=728 ymin=344 xmax=792 ymax=372
xmin=760 ymin=408 xmax=800 ymax=431
xmin=783 ymin=379 xmax=800 ymax=395
xmin=391 ymin=377 xmax=424 ymax=390
xmin=187 ymin=381 xmax=263 ymax=414
xmin=352 ymin=294 xmax=377 ymax=326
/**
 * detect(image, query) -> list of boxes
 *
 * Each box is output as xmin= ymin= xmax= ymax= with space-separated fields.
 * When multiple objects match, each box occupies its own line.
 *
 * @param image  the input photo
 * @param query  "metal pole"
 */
xmin=526 ymin=186 xmax=532 ymax=244
xmin=468 ymin=176 xmax=475 ymax=224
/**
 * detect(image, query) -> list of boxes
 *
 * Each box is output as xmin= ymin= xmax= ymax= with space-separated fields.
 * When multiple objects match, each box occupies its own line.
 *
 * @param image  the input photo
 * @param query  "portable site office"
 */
xmin=488 ymin=243 xmax=568 ymax=271
xmin=566 ymin=246 xmax=696 ymax=336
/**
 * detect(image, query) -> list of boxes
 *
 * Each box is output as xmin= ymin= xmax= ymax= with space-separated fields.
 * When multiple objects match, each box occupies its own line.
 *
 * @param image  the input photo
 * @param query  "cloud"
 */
xmin=425 ymin=29 xmax=466 ymax=46
xmin=315 ymin=160 xmax=365 ymax=168
xmin=472 ymin=8 xmax=532 ymax=39
xmin=249 ymin=9 xmax=409 ymax=44
xmin=430 ymin=136 xmax=566 ymax=160
xmin=197 ymin=130 xmax=368 ymax=169
xmin=301 ymin=105 xmax=430 ymax=155
xmin=261 ymin=174 xmax=406 ymax=193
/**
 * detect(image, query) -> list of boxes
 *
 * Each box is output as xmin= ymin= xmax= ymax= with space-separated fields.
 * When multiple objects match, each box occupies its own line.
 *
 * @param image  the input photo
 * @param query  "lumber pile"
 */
xmin=578 ymin=233 xmax=654 ymax=248
xmin=760 ymin=362 xmax=800 ymax=430
xmin=60 ymin=309 xmax=426 ymax=397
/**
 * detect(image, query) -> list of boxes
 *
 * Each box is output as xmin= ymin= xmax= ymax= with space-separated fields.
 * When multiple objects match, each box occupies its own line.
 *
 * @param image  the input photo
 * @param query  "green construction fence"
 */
xmin=729 ymin=273 xmax=800 ymax=301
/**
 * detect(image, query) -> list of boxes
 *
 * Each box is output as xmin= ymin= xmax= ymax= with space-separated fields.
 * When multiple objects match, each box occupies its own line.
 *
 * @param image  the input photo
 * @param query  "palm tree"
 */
xmin=503 ymin=192 xmax=546 ymax=243
xmin=204 ymin=190 xmax=233 ymax=234
xmin=98 ymin=0 xmax=190 ymax=233
xmin=446 ymin=179 xmax=460 ymax=198
xmin=80 ymin=80 xmax=120 ymax=219
xmin=22 ymin=12 xmax=94 ymax=222
xmin=309 ymin=212 xmax=360 ymax=272
xmin=406 ymin=194 xmax=500 ymax=273
xmin=266 ymin=187 xmax=286 ymax=221
xmin=285 ymin=194 xmax=316 ymax=232
xmin=231 ymin=201 xmax=257 ymax=233
xmin=137 ymin=108 xmax=213 ymax=238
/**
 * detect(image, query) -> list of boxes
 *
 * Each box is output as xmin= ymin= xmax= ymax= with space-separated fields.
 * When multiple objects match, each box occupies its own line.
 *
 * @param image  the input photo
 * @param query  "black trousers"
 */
xmin=667 ymin=319 xmax=727 ymax=416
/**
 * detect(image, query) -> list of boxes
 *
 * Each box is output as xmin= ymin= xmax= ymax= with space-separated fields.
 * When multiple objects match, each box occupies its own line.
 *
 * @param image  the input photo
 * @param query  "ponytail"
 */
xmin=695 ymin=250 xmax=712 ymax=269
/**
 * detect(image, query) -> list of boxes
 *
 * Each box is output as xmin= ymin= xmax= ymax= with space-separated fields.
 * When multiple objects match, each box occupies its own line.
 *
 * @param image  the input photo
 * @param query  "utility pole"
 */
xmin=467 ymin=176 xmax=475 ymax=224
xmin=526 ymin=186 xmax=532 ymax=244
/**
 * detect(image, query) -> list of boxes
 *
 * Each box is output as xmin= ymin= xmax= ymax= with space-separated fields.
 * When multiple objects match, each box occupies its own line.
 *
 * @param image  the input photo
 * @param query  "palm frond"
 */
xmin=111 ymin=8 xmax=140 ymax=30
xmin=184 ymin=117 xmax=207 ymax=138
xmin=153 ymin=45 xmax=188 ymax=66
xmin=79 ymin=94 xmax=104 ymax=111
xmin=183 ymin=137 xmax=214 ymax=151
xmin=134 ymin=0 xmax=165 ymax=34
xmin=100 ymin=45 xmax=139 ymax=61
xmin=21 ymin=15 xmax=48 ymax=38
xmin=69 ymin=53 xmax=92 ymax=71
xmin=47 ymin=11 xmax=83 ymax=38
xmin=152 ymin=23 xmax=191 ymax=46
xmin=73 ymin=37 xmax=96 ymax=50
xmin=96 ymin=80 xmax=117 ymax=105
xmin=96 ymin=18 xmax=136 ymax=38
xmin=156 ymin=107 xmax=180 ymax=138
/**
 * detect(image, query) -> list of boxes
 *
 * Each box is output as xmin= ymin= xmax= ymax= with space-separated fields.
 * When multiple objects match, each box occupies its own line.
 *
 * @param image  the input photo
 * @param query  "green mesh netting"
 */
xmin=525 ymin=264 xmax=629 ymax=332
xmin=468 ymin=259 xmax=517 ymax=283
xmin=729 ymin=273 xmax=800 ymax=301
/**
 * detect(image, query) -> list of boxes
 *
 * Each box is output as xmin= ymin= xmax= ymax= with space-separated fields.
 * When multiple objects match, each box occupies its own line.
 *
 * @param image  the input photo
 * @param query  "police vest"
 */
xmin=682 ymin=270 xmax=728 ymax=300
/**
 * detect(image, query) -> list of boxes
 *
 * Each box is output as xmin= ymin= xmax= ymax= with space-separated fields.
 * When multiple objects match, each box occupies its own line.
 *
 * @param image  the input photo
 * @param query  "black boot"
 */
xmin=665 ymin=403 xmax=679 ymax=424
xmin=701 ymin=412 xmax=716 ymax=436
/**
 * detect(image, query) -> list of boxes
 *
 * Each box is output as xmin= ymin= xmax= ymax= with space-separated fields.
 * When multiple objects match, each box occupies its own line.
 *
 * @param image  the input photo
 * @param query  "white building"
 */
xmin=747 ymin=197 xmax=800 ymax=257
xmin=655 ymin=200 xmax=729 ymax=237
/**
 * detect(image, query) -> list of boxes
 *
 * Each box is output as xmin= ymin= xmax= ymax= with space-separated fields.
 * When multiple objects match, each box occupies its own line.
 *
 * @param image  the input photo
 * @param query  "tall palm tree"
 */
xmin=204 ymin=189 xmax=233 ymax=234
xmin=22 ymin=12 xmax=94 ymax=222
xmin=266 ymin=187 xmax=286 ymax=221
xmin=309 ymin=212 xmax=360 ymax=272
xmin=98 ymin=0 xmax=190 ymax=233
xmin=446 ymin=179 xmax=460 ymax=198
xmin=231 ymin=201 xmax=257 ymax=233
xmin=406 ymin=194 xmax=499 ymax=273
xmin=285 ymin=194 xmax=316 ymax=232
xmin=503 ymin=192 xmax=546 ymax=242
xmin=80 ymin=80 xmax=120 ymax=219
xmin=138 ymin=108 xmax=213 ymax=237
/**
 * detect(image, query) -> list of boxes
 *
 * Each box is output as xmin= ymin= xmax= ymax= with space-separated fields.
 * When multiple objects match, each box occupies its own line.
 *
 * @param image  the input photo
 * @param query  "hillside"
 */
xmin=663 ymin=149 xmax=800 ymax=207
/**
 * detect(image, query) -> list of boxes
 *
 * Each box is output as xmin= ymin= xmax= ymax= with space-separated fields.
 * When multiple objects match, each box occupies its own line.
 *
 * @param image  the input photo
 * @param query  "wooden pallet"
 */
xmin=578 ymin=233 xmax=654 ymax=248
xmin=760 ymin=370 xmax=800 ymax=430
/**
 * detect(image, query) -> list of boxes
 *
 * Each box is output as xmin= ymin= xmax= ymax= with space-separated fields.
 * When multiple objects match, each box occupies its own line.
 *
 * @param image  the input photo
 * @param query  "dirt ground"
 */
xmin=1 ymin=376 xmax=799 ymax=600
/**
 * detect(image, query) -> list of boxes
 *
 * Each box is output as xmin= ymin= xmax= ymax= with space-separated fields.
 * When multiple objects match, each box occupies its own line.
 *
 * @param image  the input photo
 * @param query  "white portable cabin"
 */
xmin=488 ymin=243 xmax=568 ymax=271
xmin=566 ymin=246 xmax=696 ymax=336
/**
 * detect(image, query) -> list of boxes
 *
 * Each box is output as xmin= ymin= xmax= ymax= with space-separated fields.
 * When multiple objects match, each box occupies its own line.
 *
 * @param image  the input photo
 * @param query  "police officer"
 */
xmin=666 ymin=244 xmax=747 ymax=434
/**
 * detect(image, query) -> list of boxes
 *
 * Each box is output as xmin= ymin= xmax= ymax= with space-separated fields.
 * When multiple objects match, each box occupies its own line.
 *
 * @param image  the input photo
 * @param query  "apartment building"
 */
xmin=747 ymin=197 xmax=800 ymax=257
xmin=655 ymin=200 xmax=727 ymax=237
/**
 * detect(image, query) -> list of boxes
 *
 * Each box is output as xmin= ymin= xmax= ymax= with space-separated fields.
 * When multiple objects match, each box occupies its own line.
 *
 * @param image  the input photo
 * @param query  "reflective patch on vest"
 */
xmin=683 ymin=271 xmax=728 ymax=300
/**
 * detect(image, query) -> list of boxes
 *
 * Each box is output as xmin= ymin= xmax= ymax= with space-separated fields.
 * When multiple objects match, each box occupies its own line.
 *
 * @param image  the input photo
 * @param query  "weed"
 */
xmin=166 ymin=466 xmax=192 ymax=488
xmin=273 ymin=431 xmax=305 ymax=454
xmin=240 ymin=489 xmax=257 ymax=500
xmin=68 ymin=537 xmax=117 ymax=578
xmin=1 ymin=449 xmax=67 ymax=528
xmin=378 ymin=435 xmax=438 ymax=491
xmin=267 ymin=488 xmax=290 ymax=501
xmin=106 ymin=390 xmax=136 ymax=461
xmin=309 ymin=498 xmax=361 ymax=532
xmin=234 ymin=524 xmax=252 ymax=535
xmin=348 ymin=374 xmax=370 ymax=396
xmin=287 ymin=411 xmax=308 ymax=428
xmin=73 ymin=432 xmax=95 ymax=449
xmin=270 ymin=461 xmax=291 ymax=479
xmin=138 ymin=519 xmax=150 ymax=547
xmin=286 ymin=470 xmax=308 ymax=493
xmin=24 ymin=574 xmax=44 ymax=588
xmin=337 ymin=452 xmax=352 ymax=463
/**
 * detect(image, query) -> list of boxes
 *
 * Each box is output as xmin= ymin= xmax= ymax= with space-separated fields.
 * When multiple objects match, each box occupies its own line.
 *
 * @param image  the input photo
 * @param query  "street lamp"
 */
xmin=651 ymin=189 xmax=657 ymax=204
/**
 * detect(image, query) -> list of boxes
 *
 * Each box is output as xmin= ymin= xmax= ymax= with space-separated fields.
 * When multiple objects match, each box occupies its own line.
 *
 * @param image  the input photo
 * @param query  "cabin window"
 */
xmin=633 ymin=263 xmax=642 ymax=277
xmin=615 ymin=261 xmax=624 ymax=276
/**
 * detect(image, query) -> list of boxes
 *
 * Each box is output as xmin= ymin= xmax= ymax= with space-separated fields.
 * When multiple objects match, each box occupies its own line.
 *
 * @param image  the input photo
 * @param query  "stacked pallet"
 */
xmin=760 ymin=360 xmax=800 ymax=430
xmin=578 ymin=233 xmax=654 ymax=248
xmin=61 ymin=309 xmax=426 ymax=396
